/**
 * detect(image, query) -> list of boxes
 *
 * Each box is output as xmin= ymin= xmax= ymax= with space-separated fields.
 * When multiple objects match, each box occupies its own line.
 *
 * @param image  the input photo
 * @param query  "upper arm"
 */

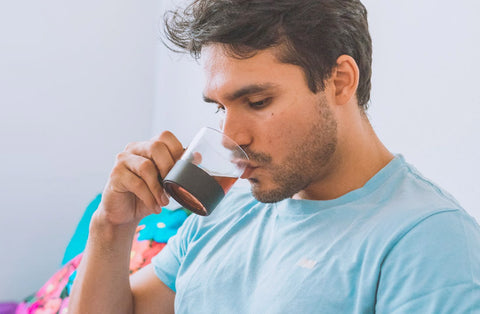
xmin=130 ymin=263 xmax=175 ymax=314
xmin=375 ymin=210 xmax=480 ymax=313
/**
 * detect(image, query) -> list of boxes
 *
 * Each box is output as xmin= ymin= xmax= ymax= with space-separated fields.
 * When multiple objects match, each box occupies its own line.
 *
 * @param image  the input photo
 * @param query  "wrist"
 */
xmin=89 ymin=210 xmax=139 ymax=250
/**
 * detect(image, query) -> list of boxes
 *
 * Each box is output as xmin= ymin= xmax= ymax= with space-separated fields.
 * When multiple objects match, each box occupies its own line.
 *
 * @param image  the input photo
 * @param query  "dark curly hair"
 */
xmin=163 ymin=0 xmax=372 ymax=109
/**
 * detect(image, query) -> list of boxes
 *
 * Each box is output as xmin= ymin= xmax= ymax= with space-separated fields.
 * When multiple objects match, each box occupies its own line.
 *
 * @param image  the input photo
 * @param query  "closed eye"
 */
xmin=249 ymin=97 xmax=272 ymax=109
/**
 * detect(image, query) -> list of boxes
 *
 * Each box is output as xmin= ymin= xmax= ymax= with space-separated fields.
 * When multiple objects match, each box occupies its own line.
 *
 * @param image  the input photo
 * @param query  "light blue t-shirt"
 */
xmin=152 ymin=155 xmax=480 ymax=313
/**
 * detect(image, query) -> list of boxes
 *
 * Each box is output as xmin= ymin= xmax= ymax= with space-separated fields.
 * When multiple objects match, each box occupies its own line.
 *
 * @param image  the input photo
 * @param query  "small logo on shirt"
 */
xmin=296 ymin=257 xmax=317 ymax=269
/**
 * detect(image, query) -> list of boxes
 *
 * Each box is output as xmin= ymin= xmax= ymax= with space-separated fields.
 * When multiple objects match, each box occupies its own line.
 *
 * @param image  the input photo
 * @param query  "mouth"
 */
xmin=240 ymin=165 xmax=258 ymax=179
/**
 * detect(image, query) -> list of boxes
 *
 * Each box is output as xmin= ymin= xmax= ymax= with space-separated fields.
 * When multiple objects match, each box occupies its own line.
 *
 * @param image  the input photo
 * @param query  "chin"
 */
xmin=249 ymin=182 xmax=293 ymax=204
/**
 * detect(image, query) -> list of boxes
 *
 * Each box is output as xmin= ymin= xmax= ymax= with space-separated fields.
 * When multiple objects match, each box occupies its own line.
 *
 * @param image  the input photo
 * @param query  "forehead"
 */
xmin=200 ymin=44 xmax=306 ymax=99
xmin=201 ymin=44 xmax=281 ymax=80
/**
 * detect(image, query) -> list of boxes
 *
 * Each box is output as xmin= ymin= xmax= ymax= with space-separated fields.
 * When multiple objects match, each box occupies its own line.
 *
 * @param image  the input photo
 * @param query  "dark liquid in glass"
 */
xmin=212 ymin=175 xmax=238 ymax=194
xmin=165 ymin=183 xmax=207 ymax=215
xmin=163 ymin=162 xmax=238 ymax=216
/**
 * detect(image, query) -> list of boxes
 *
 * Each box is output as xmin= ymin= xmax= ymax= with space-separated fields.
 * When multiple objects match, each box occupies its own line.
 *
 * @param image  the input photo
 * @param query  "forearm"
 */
xmin=68 ymin=132 xmax=181 ymax=312
xmin=69 ymin=210 xmax=140 ymax=314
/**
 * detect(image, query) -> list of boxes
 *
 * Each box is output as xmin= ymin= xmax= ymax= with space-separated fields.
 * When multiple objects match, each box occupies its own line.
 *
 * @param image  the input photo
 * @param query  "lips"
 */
xmin=231 ymin=158 xmax=260 ymax=179
xmin=240 ymin=166 xmax=258 ymax=179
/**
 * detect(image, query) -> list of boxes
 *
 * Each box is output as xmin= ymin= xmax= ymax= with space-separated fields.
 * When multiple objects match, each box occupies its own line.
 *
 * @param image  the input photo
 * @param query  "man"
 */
xmin=70 ymin=0 xmax=480 ymax=313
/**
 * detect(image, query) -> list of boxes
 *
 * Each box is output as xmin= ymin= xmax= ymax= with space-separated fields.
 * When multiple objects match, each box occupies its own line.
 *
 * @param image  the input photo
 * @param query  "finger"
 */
xmin=148 ymin=141 xmax=177 ymax=180
xmin=124 ymin=141 xmax=175 ymax=181
xmin=192 ymin=151 xmax=202 ymax=165
xmin=185 ymin=151 xmax=202 ymax=165
xmin=110 ymin=164 xmax=162 ymax=213
xmin=120 ymin=152 xmax=169 ymax=206
xmin=125 ymin=133 xmax=183 ymax=181
xmin=156 ymin=131 xmax=184 ymax=161
xmin=151 ymin=131 xmax=185 ymax=178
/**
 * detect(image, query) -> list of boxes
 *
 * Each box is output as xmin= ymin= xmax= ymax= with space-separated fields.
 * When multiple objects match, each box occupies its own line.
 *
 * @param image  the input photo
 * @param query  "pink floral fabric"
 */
xmin=15 ymin=229 xmax=166 ymax=314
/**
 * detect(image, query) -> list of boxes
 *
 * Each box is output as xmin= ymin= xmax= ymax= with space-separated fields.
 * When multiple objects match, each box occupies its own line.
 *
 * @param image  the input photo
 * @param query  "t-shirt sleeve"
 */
xmin=375 ymin=209 xmax=480 ymax=313
xmin=151 ymin=214 xmax=198 ymax=292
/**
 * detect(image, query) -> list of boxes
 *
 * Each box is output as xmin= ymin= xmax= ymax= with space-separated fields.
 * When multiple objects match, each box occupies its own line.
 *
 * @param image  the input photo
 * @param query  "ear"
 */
xmin=331 ymin=55 xmax=359 ymax=106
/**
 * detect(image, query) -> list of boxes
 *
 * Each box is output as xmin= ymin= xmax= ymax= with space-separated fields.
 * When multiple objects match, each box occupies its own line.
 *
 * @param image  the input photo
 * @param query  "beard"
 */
xmin=246 ymin=95 xmax=338 ymax=203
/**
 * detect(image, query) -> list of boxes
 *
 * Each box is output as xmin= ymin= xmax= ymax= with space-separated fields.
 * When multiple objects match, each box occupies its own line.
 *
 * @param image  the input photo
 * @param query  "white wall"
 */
xmin=152 ymin=0 xmax=220 ymax=145
xmin=154 ymin=0 xmax=480 ymax=221
xmin=0 ymin=0 xmax=159 ymax=301
xmin=364 ymin=0 xmax=480 ymax=220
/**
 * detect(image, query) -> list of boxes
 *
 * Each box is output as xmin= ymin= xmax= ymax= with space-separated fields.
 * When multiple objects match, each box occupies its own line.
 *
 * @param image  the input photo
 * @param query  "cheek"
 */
xmin=261 ymin=110 xmax=299 ymax=149
xmin=264 ymin=102 xmax=320 ymax=151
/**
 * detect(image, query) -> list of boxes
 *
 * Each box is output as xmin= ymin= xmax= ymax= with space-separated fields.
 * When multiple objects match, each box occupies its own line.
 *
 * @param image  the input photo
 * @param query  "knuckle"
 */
xmin=131 ymin=178 xmax=143 ymax=190
xmin=158 ymin=130 xmax=174 ymax=141
xmin=124 ymin=142 xmax=137 ymax=152
xmin=138 ymin=160 xmax=154 ymax=175
xmin=108 ymin=171 xmax=117 ymax=183
xmin=153 ymin=131 xmax=184 ymax=159
xmin=111 ymin=162 xmax=124 ymax=175
xmin=150 ymin=139 xmax=167 ymax=153
xmin=115 ymin=151 xmax=127 ymax=161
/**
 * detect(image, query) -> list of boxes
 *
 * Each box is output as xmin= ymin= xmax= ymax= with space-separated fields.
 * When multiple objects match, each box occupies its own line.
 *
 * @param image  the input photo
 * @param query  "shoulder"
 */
xmin=387 ymin=155 xmax=461 ymax=212
xmin=367 ymin=156 xmax=467 ymax=234
xmin=372 ymin=157 xmax=480 ymax=310
xmin=392 ymin=208 xmax=480 ymax=250
xmin=359 ymin=155 xmax=480 ymax=262
xmin=375 ymin=208 xmax=480 ymax=312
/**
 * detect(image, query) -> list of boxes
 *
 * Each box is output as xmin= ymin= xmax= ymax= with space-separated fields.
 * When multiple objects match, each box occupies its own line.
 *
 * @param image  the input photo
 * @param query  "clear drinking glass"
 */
xmin=163 ymin=127 xmax=249 ymax=216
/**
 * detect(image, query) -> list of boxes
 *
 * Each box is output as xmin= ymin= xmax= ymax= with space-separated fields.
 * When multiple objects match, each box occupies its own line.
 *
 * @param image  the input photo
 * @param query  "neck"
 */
xmin=294 ymin=112 xmax=394 ymax=201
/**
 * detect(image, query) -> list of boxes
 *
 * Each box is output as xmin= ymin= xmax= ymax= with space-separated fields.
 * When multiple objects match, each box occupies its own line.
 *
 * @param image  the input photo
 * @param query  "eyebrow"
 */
xmin=203 ymin=83 xmax=279 ymax=104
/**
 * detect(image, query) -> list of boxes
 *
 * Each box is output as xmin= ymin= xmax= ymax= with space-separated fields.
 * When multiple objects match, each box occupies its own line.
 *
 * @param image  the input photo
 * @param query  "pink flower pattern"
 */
xmin=15 ymin=230 xmax=167 ymax=314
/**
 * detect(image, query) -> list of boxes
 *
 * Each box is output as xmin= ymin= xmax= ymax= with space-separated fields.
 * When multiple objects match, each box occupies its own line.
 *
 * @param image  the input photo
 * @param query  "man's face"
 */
xmin=202 ymin=45 xmax=338 ymax=202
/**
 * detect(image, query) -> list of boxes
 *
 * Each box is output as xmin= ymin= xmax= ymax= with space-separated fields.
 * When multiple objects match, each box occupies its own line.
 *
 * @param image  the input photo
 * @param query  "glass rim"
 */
xmin=200 ymin=126 xmax=249 ymax=161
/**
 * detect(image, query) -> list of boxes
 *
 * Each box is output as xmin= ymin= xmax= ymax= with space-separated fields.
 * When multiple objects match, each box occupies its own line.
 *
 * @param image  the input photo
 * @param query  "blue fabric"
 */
xmin=62 ymin=194 xmax=102 ymax=265
xmin=137 ymin=210 xmax=189 ymax=243
xmin=62 ymin=193 xmax=189 ymax=265
xmin=152 ymin=155 xmax=480 ymax=313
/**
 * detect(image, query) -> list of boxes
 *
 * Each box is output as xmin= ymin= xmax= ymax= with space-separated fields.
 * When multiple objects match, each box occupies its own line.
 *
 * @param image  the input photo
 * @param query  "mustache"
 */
xmin=241 ymin=147 xmax=272 ymax=164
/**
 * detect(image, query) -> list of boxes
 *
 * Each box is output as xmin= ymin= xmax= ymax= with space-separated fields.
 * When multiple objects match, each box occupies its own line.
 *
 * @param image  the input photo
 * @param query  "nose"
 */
xmin=221 ymin=108 xmax=252 ymax=150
